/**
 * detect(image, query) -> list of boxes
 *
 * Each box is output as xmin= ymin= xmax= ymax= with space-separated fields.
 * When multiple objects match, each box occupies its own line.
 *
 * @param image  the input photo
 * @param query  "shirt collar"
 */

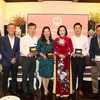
xmin=8 ymin=34 xmax=15 ymax=39
xmin=27 ymin=33 xmax=35 ymax=39
xmin=74 ymin=34 xmax=82 ymax=38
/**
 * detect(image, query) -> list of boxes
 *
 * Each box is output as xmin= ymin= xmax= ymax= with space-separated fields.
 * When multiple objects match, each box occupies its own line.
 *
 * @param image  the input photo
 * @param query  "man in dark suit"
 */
xmin=89 ymin=25 xmax=100 ymax=98
xmin=0 ymin=23 xmax=20 ymax=96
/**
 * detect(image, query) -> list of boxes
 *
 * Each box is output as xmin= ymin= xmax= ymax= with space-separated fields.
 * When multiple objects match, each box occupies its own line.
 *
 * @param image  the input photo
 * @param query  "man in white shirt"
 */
xmin=71 ymin=22 xmax=89 ymax=96
xmin=20 ymin=23 xmax=38 ymax=98
xmin=0 ymin=23 xmax=20 ymax=96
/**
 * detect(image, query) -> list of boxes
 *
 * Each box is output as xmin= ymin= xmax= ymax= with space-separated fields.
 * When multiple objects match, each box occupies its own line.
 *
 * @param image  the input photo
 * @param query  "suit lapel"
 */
xmin=95 ymin=36 xmax=99 ymax=49
xmin=7 ymin=35 xmax=17 ymax=50
xmin=6 ymin=35 xmax=12 ymax=50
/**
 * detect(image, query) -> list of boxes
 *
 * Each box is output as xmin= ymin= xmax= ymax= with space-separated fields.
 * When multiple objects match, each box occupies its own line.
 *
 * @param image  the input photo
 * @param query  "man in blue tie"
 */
xmin=0 ymin=23 xmax=20 ymax=96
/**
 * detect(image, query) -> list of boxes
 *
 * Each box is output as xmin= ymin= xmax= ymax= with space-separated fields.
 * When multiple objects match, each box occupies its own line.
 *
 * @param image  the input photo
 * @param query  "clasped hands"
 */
xmin=40 ymin=53 xmax=55 ymax=59
xmin=11 ymin=58 xmax=16 ymax=64
xmin=72 ymin=53 xmax=84 ymax=58
xmin=91 ymin=58 xmax=100 ymax=65
xmin=27 ymin=52 xmax=37 ymax=57
xmin=58 ymin=54 xmax=65 ymax=59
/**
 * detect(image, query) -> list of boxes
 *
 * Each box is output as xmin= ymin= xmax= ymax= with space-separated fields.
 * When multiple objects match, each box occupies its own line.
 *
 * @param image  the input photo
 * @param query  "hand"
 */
xmin=40 ymin=53 xmax=47 ymax=59
xmin=68 ymin=52 xmax=71 ymax=55
xmin=53 ymin=54 xmax=56 ymax=60
xmin=80 ymin=54 xmax=84 ymax=58
xmin=59 ymin=54 xmax=65 ymax=59
xmin=72 ymin=53 xmax=76 ymax=57
xmin=91 ymin=58 xmax=95 ymax=62
xmin=27 ymin=52 xmax=33 ymax=57
xmin=95 ymin=61 xmax=100 ymax=65
xmin=91 ymin=58 xmax=100 ymax=64
xmin=43 ymin=55 xmax=47 ymax=59
xmin=11 ymin=58 xmax=16 ymax=64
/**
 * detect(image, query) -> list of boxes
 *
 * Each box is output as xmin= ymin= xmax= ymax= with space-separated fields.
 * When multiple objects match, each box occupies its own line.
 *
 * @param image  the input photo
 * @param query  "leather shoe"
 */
xmin=29 ymin=90 xmax=34 ymax=95
xmin=34 ymin=90 xmax=39 ymax=97
xmin=89 ymin=93 xmax=98 ymax=98
xmin=48 ymin=92 xmax=51 ymax=95
xmin=29 ymin=90 xmax=39 ymax=97
xmin=44 ymin=93 xmax=48 ymax=97
xmin=24 ymin=92 xmax=30 ymax=98
xmin=72 ymin=90 xmax=76 ymax=95
xmin=72 ymin=90 xmax=76 ymax=97
xmin=3 ymin=92 xmax=9 ymax=96
xmin=78 ymin=90 xmax=83 ymax=96
xmin=10 ymin=91 xmax=19 ymax=96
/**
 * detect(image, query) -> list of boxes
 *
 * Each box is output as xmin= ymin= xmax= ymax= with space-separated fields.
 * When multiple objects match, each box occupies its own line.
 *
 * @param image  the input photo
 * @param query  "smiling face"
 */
xmin=7 ymin=24 xmax=16 ymax=35
xmin=59 ymin=27 xmax=66 ymax=37
xmin=74 ymin=25 xmax=82 ymax=36
xmin=43 ymin=28 xmax=51 ymax=38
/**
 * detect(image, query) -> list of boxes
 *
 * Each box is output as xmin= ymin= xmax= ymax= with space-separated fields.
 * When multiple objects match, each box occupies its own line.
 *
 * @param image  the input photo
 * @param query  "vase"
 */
xmin=15 ymin=26 xmax=21 ymax=38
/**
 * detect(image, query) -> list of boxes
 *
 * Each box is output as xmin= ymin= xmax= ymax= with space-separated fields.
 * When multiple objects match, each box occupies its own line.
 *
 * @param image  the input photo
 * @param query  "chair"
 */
xmin=83 ymin=55 xmax=92 ymax=81
xmin=83 ymin=55 xmax=100 ymax=81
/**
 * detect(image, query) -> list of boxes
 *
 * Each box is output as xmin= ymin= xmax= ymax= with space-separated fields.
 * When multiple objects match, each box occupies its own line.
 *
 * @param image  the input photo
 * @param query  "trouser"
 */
xmin=2 ymin=65 xmax=18 ymax=93
xmin=22 ymin=56 xmax=36 ymax=93
xmin=91 ymin=65 xmax=100 ymax=93
xmin=71 ymin=57 xmax=86 ymax=90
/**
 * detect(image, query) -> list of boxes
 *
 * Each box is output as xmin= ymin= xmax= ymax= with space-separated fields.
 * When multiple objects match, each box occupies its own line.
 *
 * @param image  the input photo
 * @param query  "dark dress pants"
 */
xmin=22 ymin=56 xmax=36 ymax=93
xmin=2 ymin=65 xmax=18 ymax=94
xmin=71 ymin=57 xmax=86 ymax=90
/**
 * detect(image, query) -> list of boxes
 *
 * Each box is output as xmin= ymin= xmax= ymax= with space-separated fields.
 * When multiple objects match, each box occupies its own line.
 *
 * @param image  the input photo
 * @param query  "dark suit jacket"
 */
xmin=0 ymin=35 xmax=20 ymax=66
xmin=89 ymin=36 xmax=100 ymax=66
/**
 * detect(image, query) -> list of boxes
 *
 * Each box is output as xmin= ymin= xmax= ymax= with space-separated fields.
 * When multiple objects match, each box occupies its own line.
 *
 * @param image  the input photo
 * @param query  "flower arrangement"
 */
xmin=9 ymin=13 xmax=26 ymax=27
xmin=89 ymin=11 xmax=100 ymax=24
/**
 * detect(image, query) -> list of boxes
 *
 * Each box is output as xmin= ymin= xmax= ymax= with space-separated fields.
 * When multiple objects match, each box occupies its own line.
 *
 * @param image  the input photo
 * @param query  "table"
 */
xmin=0 ymin=95 xmax=20 ymax=100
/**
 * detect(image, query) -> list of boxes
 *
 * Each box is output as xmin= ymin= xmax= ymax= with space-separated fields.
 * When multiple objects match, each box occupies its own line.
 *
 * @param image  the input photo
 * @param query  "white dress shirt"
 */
xmin=71 ymin=34 xmax=89 ymax=56
xmin=8 ymin=35 xmax=15 ymax=49
xmin=20 ymin=34 xmax=38 ymax=57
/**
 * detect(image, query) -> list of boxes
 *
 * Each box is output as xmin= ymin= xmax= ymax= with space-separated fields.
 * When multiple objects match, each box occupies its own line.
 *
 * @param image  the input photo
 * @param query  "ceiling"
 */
xmin=4 ymin=0 xmax=100 ymax=2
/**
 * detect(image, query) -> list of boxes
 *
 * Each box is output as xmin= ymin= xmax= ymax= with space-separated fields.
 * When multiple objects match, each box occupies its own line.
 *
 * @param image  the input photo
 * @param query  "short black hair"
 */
xmin=73 ymin=22 xmax=82 ymax=28
xmin=96 ymin=24 xmax=100 ymax=30
xmin=28 ymin=22 xmax=36 ymax=28
xmin=57 ymin=25 xmax=68 ymax=36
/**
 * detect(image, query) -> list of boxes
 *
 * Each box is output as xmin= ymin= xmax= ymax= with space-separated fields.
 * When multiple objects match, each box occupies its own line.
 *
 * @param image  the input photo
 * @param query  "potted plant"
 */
xmin=89 ymin=11 xmax=100 ymax=25
xmin=9 ymin=13 xmax=26 ymax=37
